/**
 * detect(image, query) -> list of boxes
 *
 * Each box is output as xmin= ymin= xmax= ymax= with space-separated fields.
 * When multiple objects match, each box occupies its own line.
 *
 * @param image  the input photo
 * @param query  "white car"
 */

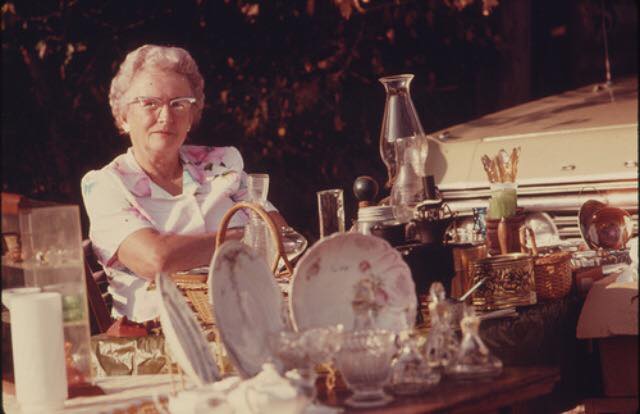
xmin=424 ymin=76 xmax=638 ymax=241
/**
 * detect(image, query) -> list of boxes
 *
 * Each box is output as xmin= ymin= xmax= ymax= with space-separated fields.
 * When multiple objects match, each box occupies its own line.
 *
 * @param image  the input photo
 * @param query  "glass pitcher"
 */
xmin=379 ymin=74 xmax=426 ymax=187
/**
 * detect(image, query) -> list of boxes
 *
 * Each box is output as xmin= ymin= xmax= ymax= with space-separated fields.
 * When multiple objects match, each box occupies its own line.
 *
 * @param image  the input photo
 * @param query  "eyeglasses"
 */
xmin=128 ymin=96 xmax=196 ymax=115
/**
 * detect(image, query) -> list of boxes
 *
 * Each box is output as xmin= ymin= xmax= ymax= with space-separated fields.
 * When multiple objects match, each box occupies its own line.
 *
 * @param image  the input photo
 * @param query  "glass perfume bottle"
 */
xmin=446 ymin=304 xmax=503 ymax=381
xmin=379 ymin=74 xmax=426 ymax=188
xmin=389 ymin=331 xmax=441 ymax=396
xmin=423 ymin=282 xmax=459 ymax=370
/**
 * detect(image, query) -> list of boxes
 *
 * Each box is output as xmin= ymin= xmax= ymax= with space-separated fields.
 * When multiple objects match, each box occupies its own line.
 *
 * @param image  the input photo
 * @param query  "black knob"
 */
xmin=353 ymin=176 xmax=379 ymax=204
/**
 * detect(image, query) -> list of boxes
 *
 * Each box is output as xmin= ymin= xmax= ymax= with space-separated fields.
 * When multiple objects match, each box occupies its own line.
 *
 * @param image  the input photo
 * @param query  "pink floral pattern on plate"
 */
xmin=289 ymin=232 xmax=416 ymax=333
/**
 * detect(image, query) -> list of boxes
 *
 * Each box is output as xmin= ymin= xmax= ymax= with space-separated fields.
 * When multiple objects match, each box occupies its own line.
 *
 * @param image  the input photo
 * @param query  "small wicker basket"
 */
xmin=519 ymin=227 xmax=573 ymax=300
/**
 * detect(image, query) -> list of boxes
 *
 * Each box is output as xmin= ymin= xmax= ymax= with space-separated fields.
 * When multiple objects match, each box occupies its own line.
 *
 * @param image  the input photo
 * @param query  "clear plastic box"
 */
xmin=16 ymin=204 xmax=93 ymax=385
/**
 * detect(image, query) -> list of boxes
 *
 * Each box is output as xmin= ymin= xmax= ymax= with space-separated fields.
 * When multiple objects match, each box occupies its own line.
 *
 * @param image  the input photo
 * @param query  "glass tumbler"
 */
xmin=244 ymin=173 xmax=275 ymax=264
xmin=247 ymin=173 xmax=270 ymax=207
xmin=487 ymin=182 xmax=517 ymax=219
xmin=316 ymin=189 xmax=345 ymax=238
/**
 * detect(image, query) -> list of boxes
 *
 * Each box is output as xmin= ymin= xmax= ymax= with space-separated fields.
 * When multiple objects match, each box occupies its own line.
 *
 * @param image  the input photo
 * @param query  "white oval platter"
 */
xmin=155 ymin=272 xmax=220 ymax=386
xmin=209 ymin=240 xmax=287 ymax=378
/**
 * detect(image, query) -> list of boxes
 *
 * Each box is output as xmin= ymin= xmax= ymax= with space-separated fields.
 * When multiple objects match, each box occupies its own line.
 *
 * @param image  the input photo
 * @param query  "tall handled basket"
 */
xmin=215 ymin=202 xmax=294 ymax=277
xmin=211 ymin=202 xmax=295 ymax=374
xmin=171 ymin=202 xmax=294 ymax=338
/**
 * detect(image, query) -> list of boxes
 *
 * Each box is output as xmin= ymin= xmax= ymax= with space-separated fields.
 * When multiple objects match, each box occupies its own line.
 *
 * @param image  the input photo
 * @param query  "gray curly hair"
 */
xmin=109 ymin=44 xmax=205 ymax=134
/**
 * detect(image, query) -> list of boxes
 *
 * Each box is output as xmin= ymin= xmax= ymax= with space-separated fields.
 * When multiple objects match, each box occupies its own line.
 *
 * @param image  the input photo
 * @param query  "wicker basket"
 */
xmin=215 ymin=202 xmax=293 ymax=276
xmin=519 ymin=227 xmax=573 ymax=300
xmin=171 ymin=273 xmax=215 ymax=327
xmin=163 ymin=203 xmax=293 ymax=344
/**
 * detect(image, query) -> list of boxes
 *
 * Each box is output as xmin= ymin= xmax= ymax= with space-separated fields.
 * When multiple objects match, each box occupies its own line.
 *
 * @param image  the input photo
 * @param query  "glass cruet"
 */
xmin=379 ymin=74 xmax=426 ymax=188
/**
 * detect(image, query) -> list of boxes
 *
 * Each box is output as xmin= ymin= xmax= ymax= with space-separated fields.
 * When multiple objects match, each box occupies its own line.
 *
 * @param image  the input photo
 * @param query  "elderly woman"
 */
xmin=81 ymin=44 xmax=285 ymax=322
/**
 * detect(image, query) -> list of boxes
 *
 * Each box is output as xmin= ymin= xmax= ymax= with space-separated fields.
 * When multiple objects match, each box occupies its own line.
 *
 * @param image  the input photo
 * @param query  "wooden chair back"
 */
xmin=82 ymin=240 xmax=113 ymax=334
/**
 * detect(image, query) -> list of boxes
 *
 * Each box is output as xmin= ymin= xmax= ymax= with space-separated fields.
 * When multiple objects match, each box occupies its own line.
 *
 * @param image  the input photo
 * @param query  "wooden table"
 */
xmin=321 ymin=366 xmax=561 ymax=414
xmin=3 ymin=366 xmax=560 ymax=413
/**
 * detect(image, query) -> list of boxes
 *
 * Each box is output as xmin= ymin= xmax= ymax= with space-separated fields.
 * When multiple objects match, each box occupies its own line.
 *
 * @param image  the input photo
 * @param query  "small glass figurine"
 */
xmin=389 ymin=331 xmax=441 ymax=396
xmin=423 ymin=282 xmax=459 ymax=370
xmin=445 ymin=304 xmax=503 ymax=381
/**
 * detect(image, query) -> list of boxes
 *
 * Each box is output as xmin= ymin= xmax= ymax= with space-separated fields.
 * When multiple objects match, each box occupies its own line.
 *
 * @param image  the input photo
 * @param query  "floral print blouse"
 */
xmin=81 ymin=145 xmax=276 ymax=322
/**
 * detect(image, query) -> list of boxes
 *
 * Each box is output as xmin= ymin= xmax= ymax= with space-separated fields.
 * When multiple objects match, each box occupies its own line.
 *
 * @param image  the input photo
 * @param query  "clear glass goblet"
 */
xmin=334 ymin=329 xmax=397 ymax=408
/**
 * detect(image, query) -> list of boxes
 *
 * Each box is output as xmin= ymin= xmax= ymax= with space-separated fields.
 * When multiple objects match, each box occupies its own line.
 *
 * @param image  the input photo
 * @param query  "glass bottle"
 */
xmin=390 ymin=137 xmax=423 ymax=223
xmin=379 ymin=74 xmax=426 ymax=188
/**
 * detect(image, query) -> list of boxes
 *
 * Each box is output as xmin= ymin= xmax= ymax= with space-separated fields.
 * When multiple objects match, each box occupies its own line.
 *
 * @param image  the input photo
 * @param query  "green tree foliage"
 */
xmin=1 ymin=1 xmax=636 ymax=240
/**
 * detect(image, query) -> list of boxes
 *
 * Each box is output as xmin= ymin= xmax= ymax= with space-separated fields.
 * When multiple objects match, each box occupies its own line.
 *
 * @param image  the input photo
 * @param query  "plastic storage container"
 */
xmin=17 ymin=205 xmax=93 ymax=386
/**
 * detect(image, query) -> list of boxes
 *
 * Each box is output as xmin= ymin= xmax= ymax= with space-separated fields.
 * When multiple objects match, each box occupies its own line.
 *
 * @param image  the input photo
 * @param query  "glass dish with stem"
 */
xmin=267 ymin=325 xmax=344 ymax=410
xmin=334 ymin=328 xmax=397 ymax=408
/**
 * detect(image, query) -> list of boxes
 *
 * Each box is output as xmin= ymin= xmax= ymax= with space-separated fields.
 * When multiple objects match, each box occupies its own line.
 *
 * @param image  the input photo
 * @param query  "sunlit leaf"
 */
xmin=64 ymin=43 xmax=74 ymax=66
xmin=385 ymin=28 xmax=394 ymax=42
xmin=1 ymin=1 xmax=16 ymax=31
xmin=35 ymin=40 xmax=47 ymax=59
xmin=334 ymin=0 xmax=353 ymax=19
xmin=1 ymin=2 xmax=15 ymax=14
xmin=220 ymin=89 xmax=229 ymax=104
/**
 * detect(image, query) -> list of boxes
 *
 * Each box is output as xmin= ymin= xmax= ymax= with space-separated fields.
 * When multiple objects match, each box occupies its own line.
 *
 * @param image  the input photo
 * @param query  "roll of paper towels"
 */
xmin=10 ymin=292 xmax=68 ymax=412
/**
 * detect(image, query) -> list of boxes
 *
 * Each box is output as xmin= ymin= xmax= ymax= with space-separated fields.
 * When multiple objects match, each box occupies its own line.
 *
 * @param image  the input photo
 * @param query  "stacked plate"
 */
xmin=358 ymin=205 xmax=395 ymax=223
xmin=356 ymin=206 xmax=397 ymax=235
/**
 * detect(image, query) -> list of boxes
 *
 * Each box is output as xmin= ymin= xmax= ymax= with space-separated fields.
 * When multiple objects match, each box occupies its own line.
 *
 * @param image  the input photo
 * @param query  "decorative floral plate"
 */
xmin=289 ymin=232 xmax=416 ymax=333
xmin=155 ymin=272 xmax=220 ymax=386
xmin=209 ymin=240 xmax=287 ymax=378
